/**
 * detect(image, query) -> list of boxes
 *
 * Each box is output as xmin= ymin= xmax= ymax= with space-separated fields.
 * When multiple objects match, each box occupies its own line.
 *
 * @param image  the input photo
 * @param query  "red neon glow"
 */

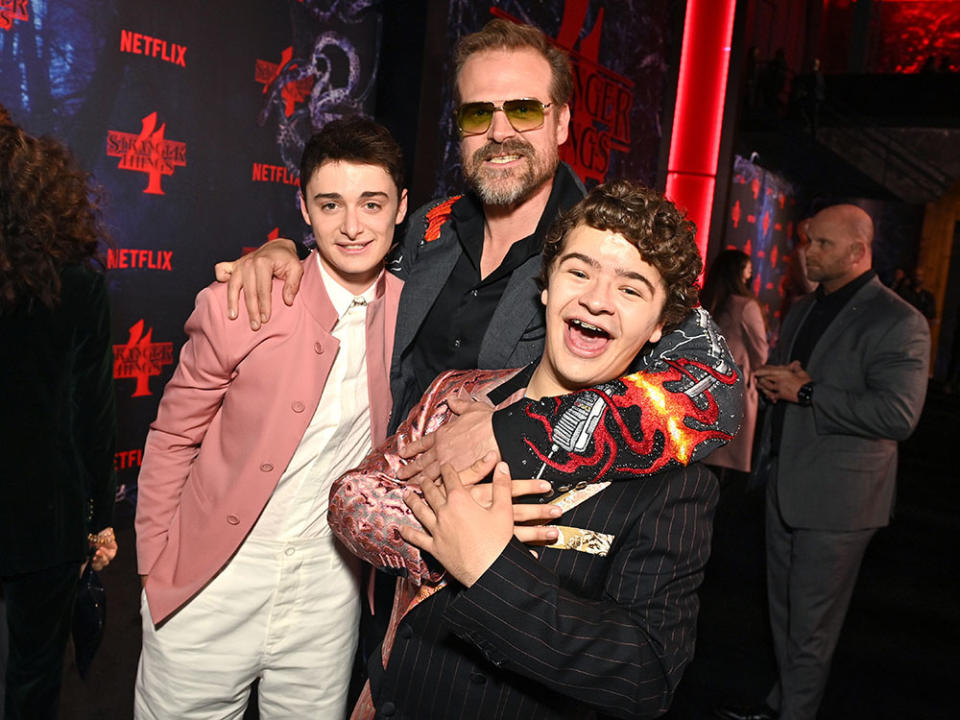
xmin=666 ymin=0 xmax=738 ymax=264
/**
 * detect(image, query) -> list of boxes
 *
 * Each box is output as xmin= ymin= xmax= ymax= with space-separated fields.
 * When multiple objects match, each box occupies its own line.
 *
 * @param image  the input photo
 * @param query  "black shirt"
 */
xmin=771 ymin=269 xmax=876 ymax=454
xmin=410 ymin=164 xmax=585 ymax=398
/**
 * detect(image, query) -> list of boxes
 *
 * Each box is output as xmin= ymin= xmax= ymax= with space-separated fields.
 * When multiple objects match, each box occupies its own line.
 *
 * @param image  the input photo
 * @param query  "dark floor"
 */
xmin=54 ymin=386 xmax=959 ymax=719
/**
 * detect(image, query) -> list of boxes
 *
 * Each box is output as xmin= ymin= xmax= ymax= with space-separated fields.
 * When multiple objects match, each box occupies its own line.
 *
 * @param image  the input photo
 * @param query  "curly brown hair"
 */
xmin=538 ymin=180 xmax=701 ymax=330
xmin=0 ymin=126 xmax=107 ymax=312
xmin=453 ymin=18 xmax=574 ymax=107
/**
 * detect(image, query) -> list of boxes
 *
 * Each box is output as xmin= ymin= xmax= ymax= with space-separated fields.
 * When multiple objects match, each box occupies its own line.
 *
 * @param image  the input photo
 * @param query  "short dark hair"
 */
xmin=539 ymin=180 xmax=702 ymax=330
xmin=453 ymin=18 xmax=573 ymax=107
xmin=299 ymin=116 xmax=404 ymax=198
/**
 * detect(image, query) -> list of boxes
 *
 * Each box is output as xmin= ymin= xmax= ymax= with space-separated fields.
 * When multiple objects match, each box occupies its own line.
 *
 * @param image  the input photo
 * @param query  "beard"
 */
xmin=463 ymin=137 xmax=559 ymax=207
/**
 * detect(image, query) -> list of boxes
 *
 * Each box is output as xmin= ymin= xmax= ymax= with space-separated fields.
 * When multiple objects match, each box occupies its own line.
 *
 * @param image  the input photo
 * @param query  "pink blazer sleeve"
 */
xmin=135 ymin=286 xmax=238 ymax=576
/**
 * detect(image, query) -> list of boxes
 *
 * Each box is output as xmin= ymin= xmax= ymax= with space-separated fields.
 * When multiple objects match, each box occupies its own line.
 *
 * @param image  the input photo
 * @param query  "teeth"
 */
xmin=488 ymin=155 xmax=521 ymax=164
xmin=570 ymin=319 xmax=607 ymax=334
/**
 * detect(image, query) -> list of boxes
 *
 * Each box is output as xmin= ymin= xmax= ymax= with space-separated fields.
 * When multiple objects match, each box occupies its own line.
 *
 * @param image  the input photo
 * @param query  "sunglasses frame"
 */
xmin=455 ymin=98 xmax=553 ymax=136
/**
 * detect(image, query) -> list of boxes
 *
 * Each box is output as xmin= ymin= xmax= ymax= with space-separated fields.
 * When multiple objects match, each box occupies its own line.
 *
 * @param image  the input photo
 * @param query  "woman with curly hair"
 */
xmin=0 ymin=118 xmax=118 ymax=720
xmin=701 ymin=249 xmax=769 ymax=475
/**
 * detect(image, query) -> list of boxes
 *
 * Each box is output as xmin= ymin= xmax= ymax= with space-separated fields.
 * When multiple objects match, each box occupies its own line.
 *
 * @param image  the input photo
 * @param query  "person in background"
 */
xmin=0 ymin=119 xmax=118 ymax=720
xmin=717 ymin=204 xmax=930 ymax=720
xmin=896 ymin=266 xmax=936 ymax=326
xmin=701 ymin=249 xmax=769 ymax=477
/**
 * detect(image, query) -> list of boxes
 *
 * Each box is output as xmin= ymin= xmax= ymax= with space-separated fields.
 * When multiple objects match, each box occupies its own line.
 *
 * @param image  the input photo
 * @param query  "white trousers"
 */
xmin=135 ymin=534 xmax=360 ymax=720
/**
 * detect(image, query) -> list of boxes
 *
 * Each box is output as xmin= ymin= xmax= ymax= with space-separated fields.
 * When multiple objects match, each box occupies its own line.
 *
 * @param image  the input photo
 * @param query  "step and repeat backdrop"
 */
xmin=1 ymin=0 xmax=675 ymax=519
xmin=1 ymin=0 xmax=383 ymax=517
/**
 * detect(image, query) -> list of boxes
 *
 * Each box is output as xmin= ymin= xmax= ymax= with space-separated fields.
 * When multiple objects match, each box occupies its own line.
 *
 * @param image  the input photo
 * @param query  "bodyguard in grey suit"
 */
xmin=719 ymin=205 xmax=930 ymax=720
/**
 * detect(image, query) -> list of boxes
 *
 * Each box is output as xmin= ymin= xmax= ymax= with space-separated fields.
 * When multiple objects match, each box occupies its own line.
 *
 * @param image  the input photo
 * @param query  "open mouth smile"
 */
xmin=565 ymin=318 xmax=613 ymax=357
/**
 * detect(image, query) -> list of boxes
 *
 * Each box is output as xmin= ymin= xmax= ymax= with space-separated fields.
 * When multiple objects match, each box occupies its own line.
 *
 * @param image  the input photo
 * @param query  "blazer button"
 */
xmin=469 ymin=672 xmax=486 ymax=685
xmin=260 ymin=463 xmax=274 ymax=472
xmin=292 ymin=401 xmax=305 ymax=413
xmin=226 ymin=515 xmax=240 ymax=525
xmin=314 ymin=342 xmax=324 ymax=354
xmin=380 ymin=701 xmax=396 ymax=716
xmin=398 ymin=624 xmax=413 ymax=640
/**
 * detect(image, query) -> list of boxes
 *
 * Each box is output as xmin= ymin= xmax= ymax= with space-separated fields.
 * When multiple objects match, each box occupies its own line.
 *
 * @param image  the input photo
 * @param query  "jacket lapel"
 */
xmin=478 ymin=253 xmax=542 ymax=368
xmin=806 ymin=278 xmax=879 ymax=372
xmin=393 ymin=237 xmax=461 ymax=359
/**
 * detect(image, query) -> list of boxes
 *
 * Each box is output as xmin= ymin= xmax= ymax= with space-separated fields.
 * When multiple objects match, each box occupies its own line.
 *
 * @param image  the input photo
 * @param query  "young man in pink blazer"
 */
xmin=134 ymin=117 xmax=407 ymax=719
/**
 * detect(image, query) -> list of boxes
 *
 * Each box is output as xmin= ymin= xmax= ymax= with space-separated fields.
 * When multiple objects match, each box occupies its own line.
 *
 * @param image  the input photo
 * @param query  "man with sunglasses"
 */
xmin=215 ymin=18 xmax=739 ymax=475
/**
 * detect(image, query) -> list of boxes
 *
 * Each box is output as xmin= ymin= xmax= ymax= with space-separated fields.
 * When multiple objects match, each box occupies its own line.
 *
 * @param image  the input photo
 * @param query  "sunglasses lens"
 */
xmin=457 ymin=102 xmax=496 ymax=134
xmin=502 ymin=99 xmax=545 ymax=131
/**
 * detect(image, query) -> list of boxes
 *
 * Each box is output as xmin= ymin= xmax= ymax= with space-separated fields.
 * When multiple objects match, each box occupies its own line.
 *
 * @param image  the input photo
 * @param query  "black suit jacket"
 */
xmin=370 ymin=464 xmax=718 ymax=720
xmin=331 ymin=368 xmax=719 ymax=720
xmin=0 ymin=265 xmax=116 ymax=576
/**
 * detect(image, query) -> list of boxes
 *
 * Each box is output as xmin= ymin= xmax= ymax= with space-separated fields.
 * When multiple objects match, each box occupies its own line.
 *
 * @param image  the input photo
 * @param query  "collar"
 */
xmin=814 ymin=269 xmax=875 ymax=306
xmin=302 ymin=252 xmax=383 ymax=329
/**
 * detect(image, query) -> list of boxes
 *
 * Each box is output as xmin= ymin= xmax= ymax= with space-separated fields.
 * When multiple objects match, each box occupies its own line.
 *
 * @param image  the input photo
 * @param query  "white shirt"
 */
xmin=248 ymin=257 xmax=378 ymax=540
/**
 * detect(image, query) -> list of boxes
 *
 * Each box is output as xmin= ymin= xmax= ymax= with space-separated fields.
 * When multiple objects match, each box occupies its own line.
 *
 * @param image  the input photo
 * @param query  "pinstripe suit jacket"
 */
xmin=330 ymin=368 xmax=719 ymax=719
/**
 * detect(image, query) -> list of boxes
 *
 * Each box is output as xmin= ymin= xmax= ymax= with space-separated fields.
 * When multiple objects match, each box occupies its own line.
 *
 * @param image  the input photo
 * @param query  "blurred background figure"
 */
xmin=896 ymin=266 xmax=937 ymax=325
xmin=0 ymin=111 xmax=118 ymax=720
xmin=701 ymin=249 xmax=769 ymax=479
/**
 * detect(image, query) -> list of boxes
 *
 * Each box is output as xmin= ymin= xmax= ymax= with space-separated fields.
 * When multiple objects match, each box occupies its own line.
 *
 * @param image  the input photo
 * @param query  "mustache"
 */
xmin=471 ymin=138 xmax=534 ymax=164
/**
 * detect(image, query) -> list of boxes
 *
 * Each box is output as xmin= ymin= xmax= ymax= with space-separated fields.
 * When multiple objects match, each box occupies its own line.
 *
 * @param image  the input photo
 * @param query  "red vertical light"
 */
xmin=666 ymin=0 xmax=738 ymax=266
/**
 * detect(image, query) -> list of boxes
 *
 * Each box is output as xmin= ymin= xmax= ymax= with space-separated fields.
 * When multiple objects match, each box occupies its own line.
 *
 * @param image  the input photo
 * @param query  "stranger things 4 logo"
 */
xmin=106 ymin=112 xmax=186 ymax=195
xmin=493 ymin=6 xmax=634 ymax=183
xmin=0 ymin=0 xmax=28 ymax=31
xmin=255 ymin=46 xmax=315 ymax=118
xmin=113 ymin=319 xmax=174 ymax=397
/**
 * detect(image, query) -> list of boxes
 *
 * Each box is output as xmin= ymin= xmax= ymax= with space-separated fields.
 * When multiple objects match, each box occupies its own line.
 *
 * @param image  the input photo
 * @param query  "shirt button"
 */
xmin=453 ymin=338 xmax=461 ymax=349
xmin=285 ymin=547 xmax=295 ymax=556
xmin=260 ymin=463 xmax=274 ymax=472
xmin=380 ymin=701 xmax=396 ymax=716
xmin=471 ymin=289 xmax=478 ymax=297
xmin=314 ymin=342 xmax=324 ymax=354
xmin=226 ymin=515 xmax=240 ymax=525
xmin=292 ymin=401 xmax=305 ymax=413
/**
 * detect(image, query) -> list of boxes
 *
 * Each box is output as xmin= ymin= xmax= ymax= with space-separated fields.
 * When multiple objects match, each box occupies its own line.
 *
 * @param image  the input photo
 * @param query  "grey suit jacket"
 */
xmin=756 ymin=276 xmax=929 ymax=531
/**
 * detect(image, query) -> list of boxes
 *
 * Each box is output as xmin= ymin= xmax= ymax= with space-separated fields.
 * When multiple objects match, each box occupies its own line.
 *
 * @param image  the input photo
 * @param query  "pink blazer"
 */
xmin=136 ymin=253 xmax=401 ymax=624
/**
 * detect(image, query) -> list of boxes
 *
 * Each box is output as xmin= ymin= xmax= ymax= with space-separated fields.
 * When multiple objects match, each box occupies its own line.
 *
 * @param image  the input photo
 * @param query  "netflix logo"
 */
xmin=120 ymin=29 xmax=187 ymax=67
xmin=252 ymin=162 xmax=299 ymax=187
xmin=114 ymin=448 xmax=144 ymax=471
xmin=107 ymin=248 xmax=173 ymax=271
xmin=107 ymin=112 xmax=186 ymax=195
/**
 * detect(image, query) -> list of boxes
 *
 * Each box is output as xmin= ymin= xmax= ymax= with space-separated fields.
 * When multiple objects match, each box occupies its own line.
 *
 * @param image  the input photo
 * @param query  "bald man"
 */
xmin=718 ymin=205 xmax=931 ymax=720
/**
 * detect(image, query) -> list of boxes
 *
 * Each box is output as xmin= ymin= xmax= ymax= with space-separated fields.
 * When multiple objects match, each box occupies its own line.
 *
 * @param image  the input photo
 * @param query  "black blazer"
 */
xmin=0 ymin=265 xmax=116 ymax=576
xmin=368 ymin=462 xmax=718 ymax=720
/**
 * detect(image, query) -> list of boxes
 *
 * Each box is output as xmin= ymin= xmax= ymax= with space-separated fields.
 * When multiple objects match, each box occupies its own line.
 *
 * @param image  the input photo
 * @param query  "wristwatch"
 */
xmin=797 ymin=381 xmax=815 ymax=407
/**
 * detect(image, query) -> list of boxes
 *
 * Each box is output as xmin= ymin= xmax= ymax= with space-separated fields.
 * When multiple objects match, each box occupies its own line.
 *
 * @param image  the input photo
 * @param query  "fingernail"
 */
xmin=549 ymin=506 xmax=562 ymax=517
xmin=545 ymin=527 xmax=559 ymax=540
xmin=261 ymin=313 xmax=268 ymax=322
xmin=228 ymin=309 xmax=237 ymax=319
xmin=539 ymin=481 xmax=551 ymax=492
